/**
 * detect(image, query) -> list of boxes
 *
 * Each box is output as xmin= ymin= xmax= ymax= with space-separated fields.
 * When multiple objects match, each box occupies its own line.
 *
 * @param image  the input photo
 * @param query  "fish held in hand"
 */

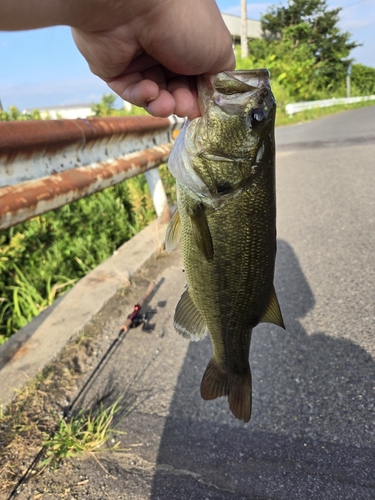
xmin=166 ymin=69 xmax=285 ymax=422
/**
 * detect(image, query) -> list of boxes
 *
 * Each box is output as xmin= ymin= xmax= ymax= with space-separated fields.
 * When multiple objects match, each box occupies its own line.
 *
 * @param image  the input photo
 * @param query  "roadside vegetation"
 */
xmin=41 ymin=400 xmax=124 ymax=470
xmin=0 ymin=163 xmax=176 ymax=344
xmin=1 ymin=0 xmax=375 ymax=344
xmin=236 ymin=0 xmax=375 ymax=124
xmin=0 ymin=91 xmax=178 ymax=344
xmin=0 ymin=327 xmax=127 ymax=495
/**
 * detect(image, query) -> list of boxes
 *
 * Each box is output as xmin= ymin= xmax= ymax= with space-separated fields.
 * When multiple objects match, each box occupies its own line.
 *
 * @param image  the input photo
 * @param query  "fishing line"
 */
xmin=6 ymin=281 xmax=157 ymax=499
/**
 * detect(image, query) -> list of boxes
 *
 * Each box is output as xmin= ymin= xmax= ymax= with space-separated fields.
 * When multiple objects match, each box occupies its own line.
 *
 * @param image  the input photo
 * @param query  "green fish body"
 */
xmin=166 ymin=70 xmax=284 ymax=422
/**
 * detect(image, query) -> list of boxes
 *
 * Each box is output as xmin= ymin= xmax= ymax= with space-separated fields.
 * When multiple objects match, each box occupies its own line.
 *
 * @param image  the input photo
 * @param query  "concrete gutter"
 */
xmin=0 ymin=215 xmax=169 ymax=409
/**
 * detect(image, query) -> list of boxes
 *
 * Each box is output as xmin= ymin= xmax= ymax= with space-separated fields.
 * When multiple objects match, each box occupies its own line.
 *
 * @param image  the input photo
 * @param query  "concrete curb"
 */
xmin=0 ymin=216 xmax=168 ymax=409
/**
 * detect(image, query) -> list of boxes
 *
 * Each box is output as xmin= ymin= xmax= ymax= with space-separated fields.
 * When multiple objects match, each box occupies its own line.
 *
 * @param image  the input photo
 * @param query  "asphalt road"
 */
xmin=17 ymin=106 xmax=375 ymax=499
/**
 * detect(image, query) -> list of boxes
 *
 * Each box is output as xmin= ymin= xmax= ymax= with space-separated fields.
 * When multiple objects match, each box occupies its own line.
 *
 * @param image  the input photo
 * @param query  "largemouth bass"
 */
xmin=166 ymin=69 xmax=285 ymax=422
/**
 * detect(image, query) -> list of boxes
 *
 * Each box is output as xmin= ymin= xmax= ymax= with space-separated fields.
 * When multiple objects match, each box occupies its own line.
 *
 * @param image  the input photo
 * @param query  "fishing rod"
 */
xmin=7 ymin=280 xmax=157 ymax=499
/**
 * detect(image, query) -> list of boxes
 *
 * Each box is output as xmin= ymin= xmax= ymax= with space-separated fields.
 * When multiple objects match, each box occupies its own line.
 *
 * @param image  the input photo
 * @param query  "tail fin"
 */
xmin=200 ymin=359 xmax=252 ymax=422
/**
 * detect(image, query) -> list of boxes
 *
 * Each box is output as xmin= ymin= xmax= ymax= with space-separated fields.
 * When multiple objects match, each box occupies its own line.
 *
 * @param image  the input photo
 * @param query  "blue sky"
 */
xmin=0 ymin=0 xmax=374 ymax=111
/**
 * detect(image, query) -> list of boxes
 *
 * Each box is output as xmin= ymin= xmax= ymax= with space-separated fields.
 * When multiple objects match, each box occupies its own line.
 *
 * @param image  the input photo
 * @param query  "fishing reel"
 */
xmin=128 ymin=304 xmax=156 ymax=331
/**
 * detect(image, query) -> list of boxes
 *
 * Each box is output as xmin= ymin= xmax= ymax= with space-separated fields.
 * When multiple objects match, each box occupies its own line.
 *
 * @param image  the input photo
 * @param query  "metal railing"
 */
xmin=285 ymin=95 xmax=375 ymax=116
xmin=0 ymin=115 xmax=184 ymax=230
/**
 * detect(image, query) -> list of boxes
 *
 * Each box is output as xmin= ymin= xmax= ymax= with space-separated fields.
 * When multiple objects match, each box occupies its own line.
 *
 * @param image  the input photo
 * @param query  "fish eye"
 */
xmin=248 ymin=108 xmax=267 ymax=128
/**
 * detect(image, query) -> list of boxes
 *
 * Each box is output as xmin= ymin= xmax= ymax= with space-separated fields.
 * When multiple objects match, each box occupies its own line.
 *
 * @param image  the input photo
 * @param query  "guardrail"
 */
xmin=285 ymin=95 xmax=375 ymax=116
xmin=0 ymin=115 xmax=184 ymax=230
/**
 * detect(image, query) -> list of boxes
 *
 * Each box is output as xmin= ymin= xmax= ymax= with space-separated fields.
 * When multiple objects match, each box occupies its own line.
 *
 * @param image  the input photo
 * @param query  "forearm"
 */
xmin=0 ymin=0 xmax=127 ymax=31
xmin=0 ymin=0 xmax=162 ymax=31
xmin=0 ymin=0 xmax=67 ymax=30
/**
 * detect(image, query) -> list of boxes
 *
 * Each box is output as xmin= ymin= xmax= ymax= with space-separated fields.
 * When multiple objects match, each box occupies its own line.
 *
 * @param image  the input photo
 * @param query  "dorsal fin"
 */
xmin=260 ymin=286 xmax=285 ymax=329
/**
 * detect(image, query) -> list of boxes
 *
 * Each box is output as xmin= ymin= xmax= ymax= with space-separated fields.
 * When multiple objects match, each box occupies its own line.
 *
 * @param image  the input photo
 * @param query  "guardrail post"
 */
xmin=145 ymin=168 xmax=169 ymax=218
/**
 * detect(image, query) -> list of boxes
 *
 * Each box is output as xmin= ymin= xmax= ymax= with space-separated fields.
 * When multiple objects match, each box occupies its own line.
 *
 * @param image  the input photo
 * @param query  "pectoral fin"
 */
xmin=189 ymin=203 xmax=214 ymax=261
xmin=260 ymin=286 xmax=285 ymax=329
xmin=165 ymin=208 xmax=181 ymax=253
xmin=174 ymin=289 xmax=208 ymax=341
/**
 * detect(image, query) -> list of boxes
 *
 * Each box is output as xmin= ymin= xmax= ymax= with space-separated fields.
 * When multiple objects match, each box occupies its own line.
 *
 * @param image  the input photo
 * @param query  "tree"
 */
xmin=92 ymin=93 xmax=118 ymax=117
xmin=247 ymin=0 xmax=359 ymax=100
xmin=351 ymin=63 xmax=375 ymax=96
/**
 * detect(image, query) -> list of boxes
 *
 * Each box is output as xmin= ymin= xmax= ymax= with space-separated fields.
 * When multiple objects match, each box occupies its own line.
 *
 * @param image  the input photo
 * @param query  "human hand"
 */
xmin=71 ymin=0 xmax=235 ymax=119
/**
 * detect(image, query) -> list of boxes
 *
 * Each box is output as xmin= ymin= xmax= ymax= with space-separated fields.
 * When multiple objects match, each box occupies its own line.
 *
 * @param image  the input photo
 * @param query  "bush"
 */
xmin=0 ymin=95 xmax=178 ymax=343
xmin=0 ymin=166 xmax=176 ymax=344
xmin=351 ymin=64 xmax=375 ymax=96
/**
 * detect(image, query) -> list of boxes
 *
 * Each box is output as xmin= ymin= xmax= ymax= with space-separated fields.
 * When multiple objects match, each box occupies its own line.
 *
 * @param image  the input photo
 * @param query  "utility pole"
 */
xmin=241 ymin=0 xmax=248 ymax=58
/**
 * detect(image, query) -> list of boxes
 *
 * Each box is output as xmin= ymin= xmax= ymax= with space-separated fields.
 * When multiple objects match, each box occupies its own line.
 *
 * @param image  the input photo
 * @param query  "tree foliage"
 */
xmin=0 ymin=94 xmax=173 ymax=342
xmin=351 ymin=63 xmax=375 ymax=96
xmin=91 ymin=93 xmax=148 ymax=117
xmin=246 ymin=0 xmax=360 ymax=100
xmin=0 ymin=106 xmax=42 ymax=121
xmin=91 ymin=93 xmax=118 ymax=116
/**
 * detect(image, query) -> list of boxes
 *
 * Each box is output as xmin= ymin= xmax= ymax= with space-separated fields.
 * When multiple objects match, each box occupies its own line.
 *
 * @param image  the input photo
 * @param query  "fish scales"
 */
xmin=166 ymin=70 xmax=285 ymax=422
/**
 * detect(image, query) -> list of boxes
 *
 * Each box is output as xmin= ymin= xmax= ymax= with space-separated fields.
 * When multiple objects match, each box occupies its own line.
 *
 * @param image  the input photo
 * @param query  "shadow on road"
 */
xmin=150 ymin=239 xmax=375 ymax=499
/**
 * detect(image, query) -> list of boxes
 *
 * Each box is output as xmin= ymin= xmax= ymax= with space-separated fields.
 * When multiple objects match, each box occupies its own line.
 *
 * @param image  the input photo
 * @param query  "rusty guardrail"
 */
xmin=0 ymin=115 xmax=183 ymax=230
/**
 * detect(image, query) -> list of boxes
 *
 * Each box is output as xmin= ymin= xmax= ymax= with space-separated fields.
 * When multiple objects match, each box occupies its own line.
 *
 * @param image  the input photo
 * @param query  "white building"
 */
xmin=221 ymin=13 xmax=262 ymax=44
xmin=22 ymin=100 xmax=132 ymax=120
xmin=23 ymin=104 xmax=95 ymax=120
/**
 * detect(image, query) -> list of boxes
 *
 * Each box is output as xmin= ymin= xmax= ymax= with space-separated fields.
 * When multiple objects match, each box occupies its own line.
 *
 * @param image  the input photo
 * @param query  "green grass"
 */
xmin=0 ymin=331 xmax=131 ymax=493
xmin=41 ymin=400 xmax=125 ymax=469
xmin=0 ymin=165 xmax=177 ymax=344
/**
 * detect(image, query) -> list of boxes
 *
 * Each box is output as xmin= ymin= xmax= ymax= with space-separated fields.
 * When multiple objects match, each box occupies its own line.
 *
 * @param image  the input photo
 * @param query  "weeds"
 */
xmin=0 ymin=330 xmax=128 ymax=494
xmin=0 ymin=376 xmax=53 ymax=494
xmin=0 ymin=166 xmax=176 ymax=344
xmin=0 ymin=264 xmax=76 ymax=334
xmin=41 ymin=400 xmax=124 ymax=470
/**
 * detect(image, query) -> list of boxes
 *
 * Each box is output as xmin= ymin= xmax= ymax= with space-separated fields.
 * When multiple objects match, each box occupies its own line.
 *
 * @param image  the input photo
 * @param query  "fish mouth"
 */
xmin=224 ymin=69 xmax=270 ymax=89
xmin=198 ymin=69 xmax=272 ymax=115
xmin=199 ymin=69 xmax=270 ymax=93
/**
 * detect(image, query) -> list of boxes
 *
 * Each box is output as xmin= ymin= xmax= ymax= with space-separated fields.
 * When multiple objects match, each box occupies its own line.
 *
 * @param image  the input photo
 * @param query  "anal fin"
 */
xmin=260 ymin=285 xmax=285 ymax=329
xmin=174 ymin=289 xmax=208 ymax=341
